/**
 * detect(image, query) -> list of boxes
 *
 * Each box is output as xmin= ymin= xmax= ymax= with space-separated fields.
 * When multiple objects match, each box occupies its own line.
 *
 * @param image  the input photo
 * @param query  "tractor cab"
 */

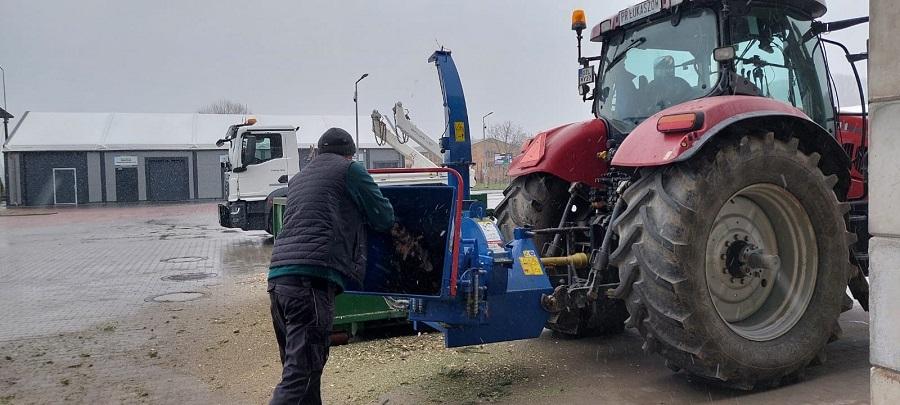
xmin=573 ymin=0 xmax=862 ymax=136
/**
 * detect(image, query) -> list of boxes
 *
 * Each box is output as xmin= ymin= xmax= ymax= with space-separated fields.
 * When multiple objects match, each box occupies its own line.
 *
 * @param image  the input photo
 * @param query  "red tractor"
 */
xmin=496 ymin=0 xmax=870 ymax=388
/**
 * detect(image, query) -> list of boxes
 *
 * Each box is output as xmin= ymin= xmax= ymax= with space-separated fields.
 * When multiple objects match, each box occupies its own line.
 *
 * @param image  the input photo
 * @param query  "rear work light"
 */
xmin=657 ymin=112 xmax=704 ymax=133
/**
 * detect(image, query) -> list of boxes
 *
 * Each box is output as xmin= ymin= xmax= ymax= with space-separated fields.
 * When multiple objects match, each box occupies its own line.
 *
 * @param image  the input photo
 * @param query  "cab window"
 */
xmin=730 ymin=7 xmax=835 ymax=130
xmin=242 ymin=133 xmax=283 ymax=165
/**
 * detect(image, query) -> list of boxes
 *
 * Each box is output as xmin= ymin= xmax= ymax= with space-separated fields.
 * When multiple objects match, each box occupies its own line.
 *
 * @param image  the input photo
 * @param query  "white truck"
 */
xmin=216 ymin=117 xmax=299 ymax=233
xmin=217 ymin=115 xmax=443 ymax=233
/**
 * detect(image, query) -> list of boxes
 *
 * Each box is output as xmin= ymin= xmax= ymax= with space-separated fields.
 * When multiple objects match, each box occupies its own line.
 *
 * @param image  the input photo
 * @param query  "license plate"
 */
xmin=618 ymin=0 xmax=663 ymax=26
xmin=578 ymin=66 xmax=595 ymax=86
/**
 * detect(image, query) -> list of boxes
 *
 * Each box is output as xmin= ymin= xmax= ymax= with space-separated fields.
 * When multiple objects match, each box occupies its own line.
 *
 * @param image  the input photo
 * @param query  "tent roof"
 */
xmin=2 ymin=112 xmax=405 ymax=152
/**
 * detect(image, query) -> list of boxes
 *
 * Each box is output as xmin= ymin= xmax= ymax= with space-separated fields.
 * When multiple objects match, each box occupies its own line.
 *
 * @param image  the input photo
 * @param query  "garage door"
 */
xmin=146 ymin=158 xmax=190 ymax=201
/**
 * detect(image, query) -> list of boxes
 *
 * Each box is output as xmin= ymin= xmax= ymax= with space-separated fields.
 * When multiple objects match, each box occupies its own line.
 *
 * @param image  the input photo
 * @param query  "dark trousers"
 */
xmin=268 ymin=276 xmax=336 ymax=405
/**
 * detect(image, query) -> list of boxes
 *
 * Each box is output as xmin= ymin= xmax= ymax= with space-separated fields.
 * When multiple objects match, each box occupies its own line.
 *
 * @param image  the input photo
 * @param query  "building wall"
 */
xmin=472 ymin=139 xmax=516 ymax=185
xmin=102 ymin=151 xmax=196 ymax=201
xmin=21 ymin=152 xmax=89 ymax=205
xmin=868 ymin=0 xmax=900 ymax=402
xmin=102 ymin=150 xmax=228 ymax=202
xmin=196 ymin=150 xmax=228 ymax=199
xmin=86 ymin=152 xmax=103 ymax=203
xmin=6 ymin=153 xmax=22 ymax=205
xmin=7 ymin=146 xmax=401 ymax=206
xmin=5 ymin=149 xmax=228 ymax=206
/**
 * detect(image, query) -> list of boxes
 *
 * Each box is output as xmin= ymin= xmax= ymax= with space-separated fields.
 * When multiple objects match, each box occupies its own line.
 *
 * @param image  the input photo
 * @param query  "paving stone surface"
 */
xmin=0 ymin=203 xmax=270 ymax=342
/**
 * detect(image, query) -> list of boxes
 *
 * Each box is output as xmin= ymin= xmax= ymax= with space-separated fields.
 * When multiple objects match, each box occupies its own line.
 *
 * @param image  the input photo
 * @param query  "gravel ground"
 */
xmin=0 ymin=203 xmax=872 ymax=404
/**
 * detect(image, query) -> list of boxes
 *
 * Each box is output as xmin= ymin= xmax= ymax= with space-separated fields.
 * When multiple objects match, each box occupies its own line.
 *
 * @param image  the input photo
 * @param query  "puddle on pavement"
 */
xmin=159 ymin=234 xmax=208 ymax=240
xmin=161 ymin=272 xmax=218 ymax=282
xmin=147 ymin=292 xmax=207 ymax=302
xmin=160 ymin=256 xmax=208 ymax=263
xmin=219 ymin=237 xmax=273 ymax=276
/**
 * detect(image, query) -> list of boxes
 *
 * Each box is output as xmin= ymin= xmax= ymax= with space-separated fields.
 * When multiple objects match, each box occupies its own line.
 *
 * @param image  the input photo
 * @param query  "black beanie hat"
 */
xmin=317 ymin=127 xmax=357 ymax=156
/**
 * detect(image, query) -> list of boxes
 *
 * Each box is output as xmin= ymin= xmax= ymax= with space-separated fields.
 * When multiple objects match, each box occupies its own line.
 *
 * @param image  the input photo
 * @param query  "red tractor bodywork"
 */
xmin=508 ymin=118 xmax=608 ymax=188
xmin=610 ymin=96 xmax=812 ymax=166
xmin=836 ymin=113 xmax=868 ymax=200
xmin=509 ymin=95 xmax=861 ymax=201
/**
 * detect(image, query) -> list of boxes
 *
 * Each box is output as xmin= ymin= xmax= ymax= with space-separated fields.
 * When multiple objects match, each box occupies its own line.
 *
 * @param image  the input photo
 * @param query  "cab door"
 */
xmin=237 ymin=132 xmax=288 ymax=200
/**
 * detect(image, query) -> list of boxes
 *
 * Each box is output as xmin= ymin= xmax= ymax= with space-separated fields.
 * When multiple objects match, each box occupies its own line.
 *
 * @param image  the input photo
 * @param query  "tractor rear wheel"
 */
xmin=610 ymin=134 xmax=852 ymax=388
xmin=496 ymin=173 xmax=628 ymax=336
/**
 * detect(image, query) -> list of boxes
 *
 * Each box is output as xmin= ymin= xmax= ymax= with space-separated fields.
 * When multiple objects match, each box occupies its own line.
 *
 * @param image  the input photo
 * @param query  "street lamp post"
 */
xmin=481 ymin=111 xmax=494 ymax=140
xmin=0 ymin=64 xmax=7 ymax=110
xmin=354 ymin=73 xmax=369 ymax=161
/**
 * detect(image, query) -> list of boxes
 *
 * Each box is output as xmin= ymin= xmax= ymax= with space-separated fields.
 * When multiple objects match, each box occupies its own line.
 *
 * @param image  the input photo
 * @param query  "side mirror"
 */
xmin=215 ymin=139 xmax=226 ymax=147
xmin=714 ymin=46 xmax=736 ymax=63
xmin=579 ymin=84 xmax=591 ymax=97
xmin=278 ymin=175 xmax=289 ymax=184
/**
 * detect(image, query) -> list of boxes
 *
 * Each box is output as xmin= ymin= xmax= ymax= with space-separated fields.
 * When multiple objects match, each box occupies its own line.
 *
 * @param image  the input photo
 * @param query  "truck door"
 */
xmin=237 ymin=132 xmax=289 ymax=200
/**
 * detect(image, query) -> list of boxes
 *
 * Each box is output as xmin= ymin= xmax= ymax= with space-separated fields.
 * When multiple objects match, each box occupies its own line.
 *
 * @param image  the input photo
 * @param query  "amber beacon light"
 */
xmin=572 ymin=9 xmax=587 ymax=31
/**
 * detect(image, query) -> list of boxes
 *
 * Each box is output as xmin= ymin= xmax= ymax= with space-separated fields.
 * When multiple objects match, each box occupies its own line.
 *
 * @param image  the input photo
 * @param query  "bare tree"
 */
xmin=198 ymin=99 xmax=252 ymax=114
xmin=478 ymin=121 xmax=529 ymax=185
xmin=487 ymin=121 xmax=528 ymax=155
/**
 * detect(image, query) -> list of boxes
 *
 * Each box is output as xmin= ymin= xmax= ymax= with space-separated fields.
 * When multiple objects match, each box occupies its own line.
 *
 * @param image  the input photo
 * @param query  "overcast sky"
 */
xmin=0 ymin=0 xmax=870 ymax=138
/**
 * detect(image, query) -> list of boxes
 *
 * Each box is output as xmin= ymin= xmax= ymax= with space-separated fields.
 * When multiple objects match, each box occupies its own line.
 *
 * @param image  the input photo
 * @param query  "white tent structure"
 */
xmin=2 ymin=112 xmax=405 ymax=206
xmin=3 ymin=112 xmax=390 ymax=152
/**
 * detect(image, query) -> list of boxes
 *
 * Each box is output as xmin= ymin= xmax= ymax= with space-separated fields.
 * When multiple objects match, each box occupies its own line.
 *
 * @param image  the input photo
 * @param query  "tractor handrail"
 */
xmin=369 ymin=167 xmax=465 ymax=297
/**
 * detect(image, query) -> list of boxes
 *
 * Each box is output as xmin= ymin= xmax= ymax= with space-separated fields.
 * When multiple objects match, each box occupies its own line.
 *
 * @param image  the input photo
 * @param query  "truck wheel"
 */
xmin=610 ymin=134 xmax=852 ymax=389
xmin=496 ymin=173 xmax=628 ymax=336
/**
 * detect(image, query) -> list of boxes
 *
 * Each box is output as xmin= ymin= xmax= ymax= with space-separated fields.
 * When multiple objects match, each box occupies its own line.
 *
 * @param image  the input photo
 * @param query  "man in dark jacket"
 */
xmin=267 ymin=127 xmax=394 ymax=404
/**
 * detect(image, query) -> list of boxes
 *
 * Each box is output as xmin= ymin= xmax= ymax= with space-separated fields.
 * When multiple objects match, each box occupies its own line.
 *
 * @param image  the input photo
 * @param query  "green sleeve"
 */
xmin=346 ymin=162 xmax=395 ymax=232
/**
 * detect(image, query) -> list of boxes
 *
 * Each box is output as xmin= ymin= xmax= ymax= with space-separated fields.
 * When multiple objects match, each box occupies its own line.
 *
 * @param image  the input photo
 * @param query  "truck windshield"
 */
xmin=594 ymin=7 xmax=719 ymax=133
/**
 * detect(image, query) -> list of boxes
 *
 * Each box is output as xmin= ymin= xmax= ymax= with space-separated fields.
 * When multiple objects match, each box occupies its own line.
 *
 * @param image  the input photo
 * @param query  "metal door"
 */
xmin=115 ymin=167 xmax=139 ymax=202
xmin=52 ymin=168 xmax=77 ymax=205
xmin=146 ymin=158 xmax=190 ymax=201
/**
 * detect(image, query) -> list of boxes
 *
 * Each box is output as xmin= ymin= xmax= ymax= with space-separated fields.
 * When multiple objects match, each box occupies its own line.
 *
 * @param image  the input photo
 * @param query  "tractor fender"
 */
xmin=611 ymin=96 xmax=850 ymax=194
xmin=508 ymin=118 xmax=608 ymax=187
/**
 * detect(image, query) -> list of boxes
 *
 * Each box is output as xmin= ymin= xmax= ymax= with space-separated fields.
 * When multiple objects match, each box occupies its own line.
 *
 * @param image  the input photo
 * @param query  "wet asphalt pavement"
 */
xmin=0 ymin=203 xmax=272 ymax=342
xmin=0 ymin=202 xmax=872 ymax=404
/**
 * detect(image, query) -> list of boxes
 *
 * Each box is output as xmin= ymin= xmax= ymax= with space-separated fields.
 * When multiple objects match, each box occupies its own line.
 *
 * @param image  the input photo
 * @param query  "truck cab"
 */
xmin=217 ymin=118 xmax=299 ymax=232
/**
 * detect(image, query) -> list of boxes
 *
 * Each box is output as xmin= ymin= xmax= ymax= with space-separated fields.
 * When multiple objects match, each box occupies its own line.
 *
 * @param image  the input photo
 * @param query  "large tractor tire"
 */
xmin=610 ymin=133 xmax=853 ymax=389
xmin=496 ymin=173 xmax=628 ymax=336
xmin=496 ymin=174 xmax=570 ymax=252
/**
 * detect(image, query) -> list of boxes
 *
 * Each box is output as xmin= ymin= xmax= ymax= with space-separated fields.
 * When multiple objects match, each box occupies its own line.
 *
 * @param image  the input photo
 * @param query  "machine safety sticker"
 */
xmin=518 ymin=250 xmax=544 ymax=276
xmin=477 ymin=221 xmax=506 ymax=253
xmin=454 ymin=121 xmax=466 ymax=142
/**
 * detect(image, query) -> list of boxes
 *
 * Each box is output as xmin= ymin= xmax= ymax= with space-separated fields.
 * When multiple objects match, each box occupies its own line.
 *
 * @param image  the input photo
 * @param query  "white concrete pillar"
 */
xmin=869 ymin=0 xmax=900 ymax=403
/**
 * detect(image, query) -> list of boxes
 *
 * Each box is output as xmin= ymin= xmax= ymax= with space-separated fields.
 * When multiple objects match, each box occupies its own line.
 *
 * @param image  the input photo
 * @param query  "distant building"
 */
xmin=471 ymin=138 xmax=518 ymax=185
xmin=2 ymin=112 xmax=403 ymax=206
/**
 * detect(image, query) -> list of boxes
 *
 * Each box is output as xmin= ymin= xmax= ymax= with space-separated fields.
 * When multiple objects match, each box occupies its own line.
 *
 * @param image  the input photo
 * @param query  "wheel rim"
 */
xmin=705 ymin=183 xmax=817 ymax=342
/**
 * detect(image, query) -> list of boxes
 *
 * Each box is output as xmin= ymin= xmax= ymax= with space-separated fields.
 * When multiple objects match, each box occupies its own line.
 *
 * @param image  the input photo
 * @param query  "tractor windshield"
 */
xmin=594 ymin=7 xmax=719 ymax=133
